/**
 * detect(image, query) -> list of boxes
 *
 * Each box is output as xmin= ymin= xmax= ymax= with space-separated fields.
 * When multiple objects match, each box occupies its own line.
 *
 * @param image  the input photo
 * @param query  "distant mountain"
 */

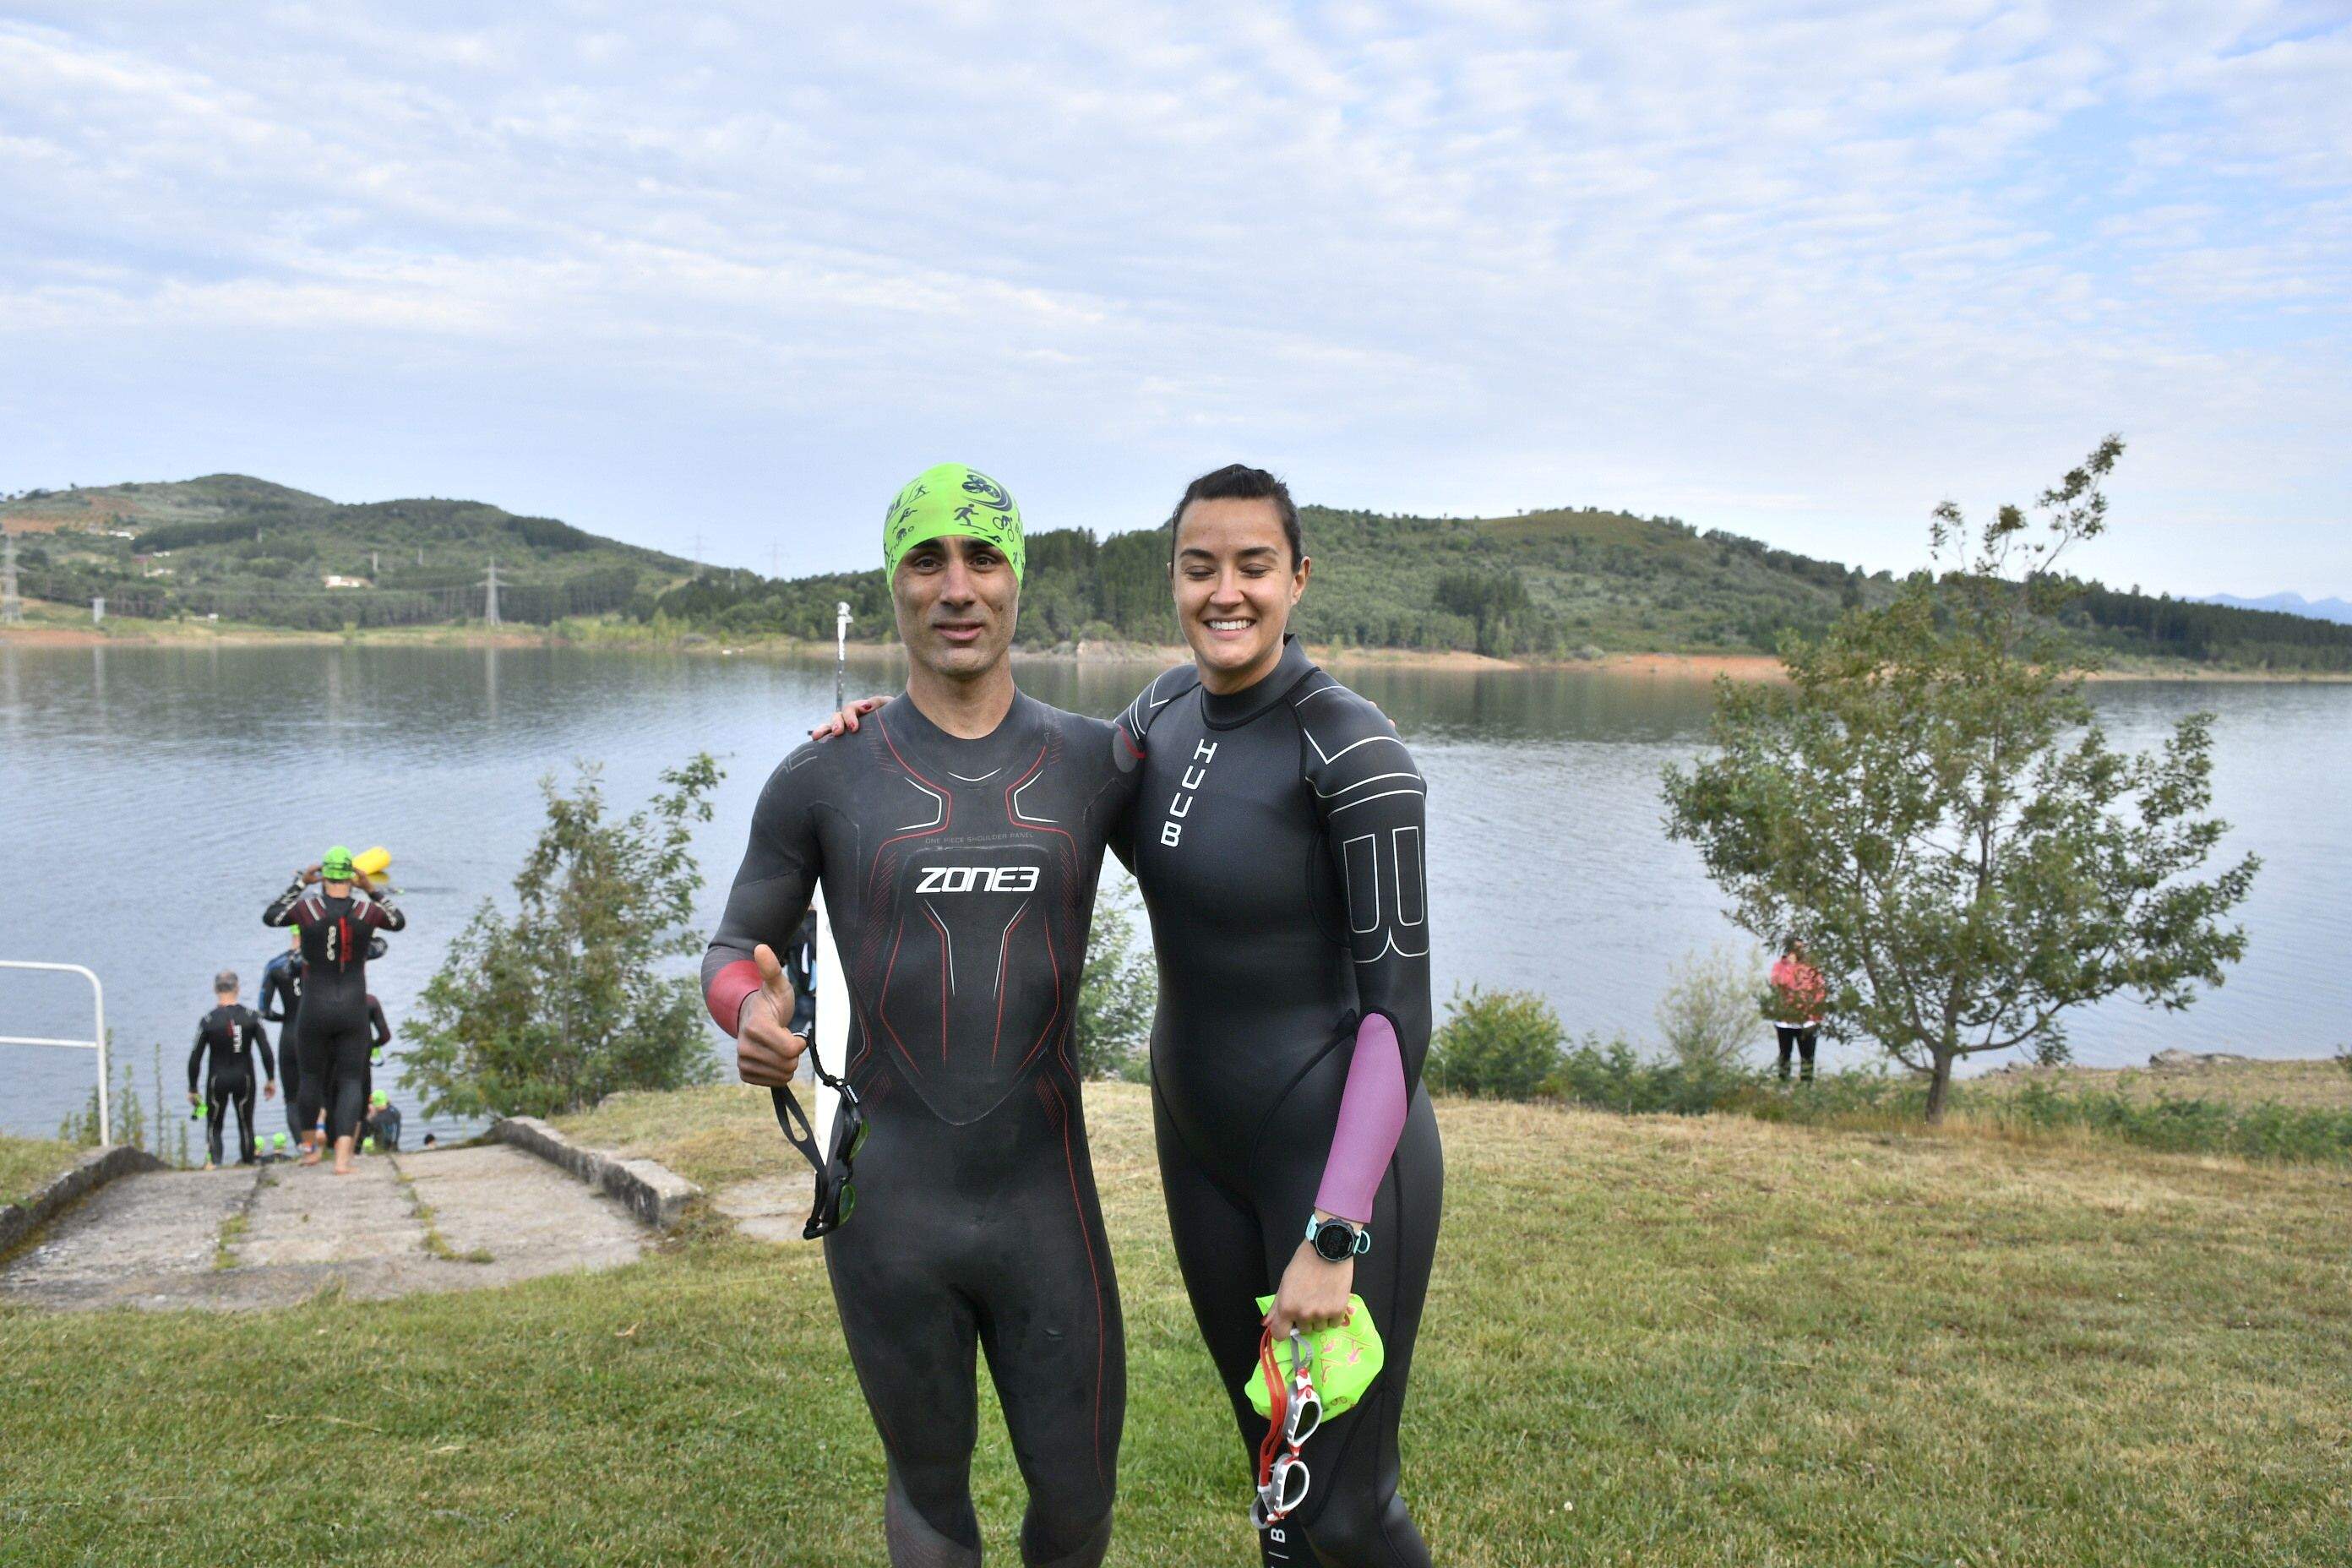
xmin=2192 ymin=591 xmax=2352 ymax=625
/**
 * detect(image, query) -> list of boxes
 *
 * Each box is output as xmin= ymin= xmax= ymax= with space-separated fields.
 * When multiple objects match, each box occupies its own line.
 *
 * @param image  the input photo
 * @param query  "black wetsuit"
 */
xmin=1119 ymin=636 xmax=1441 ymax=1568
xmin=366 ymin=1100 xmax=403 ymax=1152
xmin=354 ymin=994 xmax=392 ymax=1138
xmin=189 ymin=1004 xmax=275 ymax=1167
xmin=263 ymin=879 xmax=405 ymax=1142
xmin=705 ymin=692 xmax=1139 ymax=1568
xmin=259 ymin=951 xmax=305 ymax=1140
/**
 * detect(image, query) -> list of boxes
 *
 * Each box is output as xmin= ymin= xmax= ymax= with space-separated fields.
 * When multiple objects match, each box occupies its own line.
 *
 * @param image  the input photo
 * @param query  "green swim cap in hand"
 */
xmin=1247 ymin=1294 xmax=1385 ymax=1422
xmin=882 ymin=464 xmax=1025 ymax=583
xmin=321 ymin=846 xmax=356 ymax=881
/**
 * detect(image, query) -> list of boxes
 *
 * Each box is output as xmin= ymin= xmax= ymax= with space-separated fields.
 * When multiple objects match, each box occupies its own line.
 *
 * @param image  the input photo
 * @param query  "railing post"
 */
xmin=0 ymin=961 xmax=111 ymax=1146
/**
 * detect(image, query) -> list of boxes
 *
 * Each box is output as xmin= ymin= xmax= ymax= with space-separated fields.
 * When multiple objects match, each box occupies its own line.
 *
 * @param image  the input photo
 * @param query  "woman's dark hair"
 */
xmin=1166 ymin=464 xmax=1304 ymax=568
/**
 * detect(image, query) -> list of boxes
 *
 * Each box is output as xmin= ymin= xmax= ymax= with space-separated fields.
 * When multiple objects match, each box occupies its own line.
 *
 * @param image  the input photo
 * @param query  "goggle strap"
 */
xmin=769 ymin=1086 xmax=827 ymax=1174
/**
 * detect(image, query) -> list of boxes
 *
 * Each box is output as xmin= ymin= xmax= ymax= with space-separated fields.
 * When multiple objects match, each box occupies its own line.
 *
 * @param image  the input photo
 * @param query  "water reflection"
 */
xmin=0 ymin=642 xmax=2344 ymax=1143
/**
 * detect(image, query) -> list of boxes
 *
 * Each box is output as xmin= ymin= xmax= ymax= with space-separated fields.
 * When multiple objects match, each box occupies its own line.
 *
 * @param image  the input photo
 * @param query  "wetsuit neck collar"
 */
xmin=888 ymin=686 xmax=1032 ymax=760
xmin=1200 ymin=634 xmax=1314 ymax=729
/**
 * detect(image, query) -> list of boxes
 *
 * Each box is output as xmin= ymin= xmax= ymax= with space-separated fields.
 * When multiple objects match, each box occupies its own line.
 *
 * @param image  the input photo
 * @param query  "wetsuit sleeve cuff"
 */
xmin=1312 ymin=1012 xmax=1409 ymax=1226
xmin=706 ymin=959 xmax=762 ymax=1038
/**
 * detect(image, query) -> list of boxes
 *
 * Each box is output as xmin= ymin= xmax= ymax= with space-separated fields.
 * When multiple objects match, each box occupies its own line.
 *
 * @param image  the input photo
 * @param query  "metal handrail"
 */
xmin=0 ymin=961 xmax=109 ymax=1146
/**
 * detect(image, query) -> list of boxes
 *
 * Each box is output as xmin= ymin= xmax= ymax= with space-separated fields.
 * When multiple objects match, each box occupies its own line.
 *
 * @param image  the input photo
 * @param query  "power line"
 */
xmin=2 ymin=526 xmax=20 ymax=624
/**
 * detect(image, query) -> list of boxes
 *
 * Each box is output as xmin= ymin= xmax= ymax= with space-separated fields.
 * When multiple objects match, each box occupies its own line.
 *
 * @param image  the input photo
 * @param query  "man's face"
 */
xmin=892 ymin=534 xmax=1020 ymax=680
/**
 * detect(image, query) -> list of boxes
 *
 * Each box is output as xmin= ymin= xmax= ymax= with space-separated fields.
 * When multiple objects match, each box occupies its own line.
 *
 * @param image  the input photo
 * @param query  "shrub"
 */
xmin=406 ymin=756 xmax=727 ymax=1119
xmin=1074 ymin=880 xmax=1156 ymax=1080
xmin=1428 ymin=987 xmax=1564 ymax=1100
xmin=1656 ymin=945 xmax=1767 ymax=1073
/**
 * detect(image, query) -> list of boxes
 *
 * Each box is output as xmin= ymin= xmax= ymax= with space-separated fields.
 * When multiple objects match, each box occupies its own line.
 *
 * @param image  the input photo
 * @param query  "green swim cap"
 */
xmin=1247 ymin=1294 xmax=1386 ymax=1422
xmin=372 ymin=1091 xmax=389 ymax=1107
xmin=882 ymin=464 xmax=1025 ymax=583
xmin=321 ymin=846 xmax=355 ymax=880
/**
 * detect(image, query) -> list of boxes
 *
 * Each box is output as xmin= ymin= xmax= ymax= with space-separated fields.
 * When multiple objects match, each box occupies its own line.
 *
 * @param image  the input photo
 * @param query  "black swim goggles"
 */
xmin=768 ymin=1045 xmax=868 ymax=1240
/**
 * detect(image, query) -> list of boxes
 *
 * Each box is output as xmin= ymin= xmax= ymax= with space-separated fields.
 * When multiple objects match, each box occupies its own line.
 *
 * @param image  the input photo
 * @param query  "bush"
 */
xmin=1427 ymin=987 xmax=1564 ymax=1100
xmin=1656 ymin=945 xmax=1767 ymax=1072
xmin=1986 ymin=1081 xmax=2352 ymax=1164
xmin=405 ymin=756 xmax=727 ymax=1119
xmin=1073 ymin=879 xmax=1156 ymax=1080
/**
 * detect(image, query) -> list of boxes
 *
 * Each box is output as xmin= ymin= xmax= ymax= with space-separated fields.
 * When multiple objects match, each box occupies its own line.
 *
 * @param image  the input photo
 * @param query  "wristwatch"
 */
xmin=1304 ymin=1213 xmax=1371 ymax=1262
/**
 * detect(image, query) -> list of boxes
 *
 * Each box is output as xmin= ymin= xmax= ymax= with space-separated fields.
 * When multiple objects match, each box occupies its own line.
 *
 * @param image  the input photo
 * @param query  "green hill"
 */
xmin=646 ymin=502 xmax=1876 ymax=657
xmin=2 ymin=476 xmax=691 ymax=630
xmin=647 ymin=503 xmax=2352 ymax=671
xmin=11 ymin=477 xmax=2349 ymax=669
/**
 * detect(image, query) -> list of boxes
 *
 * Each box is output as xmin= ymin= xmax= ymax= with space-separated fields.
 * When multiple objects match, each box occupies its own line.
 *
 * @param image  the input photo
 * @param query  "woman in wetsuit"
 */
xmin=1116 ymin=465 xmax=1440 ymax=1568
xmin=264 ymin=847 xmax=405 ymax=1173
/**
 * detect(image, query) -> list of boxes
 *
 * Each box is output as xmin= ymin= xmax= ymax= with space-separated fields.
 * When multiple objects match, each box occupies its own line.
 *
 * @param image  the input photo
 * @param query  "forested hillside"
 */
xmin=642 ymin=502 xmax=2352 ymax=670
xmin=1 ymin=476 xmax=689 ymax=629
xmin=9 ymin=476 xmax=2348 ymax=669
xmin=645 ymin=503 xmax=1881 ymax=657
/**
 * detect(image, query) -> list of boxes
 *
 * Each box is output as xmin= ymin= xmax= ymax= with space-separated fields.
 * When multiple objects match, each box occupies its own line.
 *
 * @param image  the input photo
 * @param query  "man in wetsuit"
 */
xmin=363 ymin=1090 xmax=402 ymax=1152
xmin=706 ymin=464 xmax=1139 ymax=1568
xmin=188 ymin=970 xmax=277 ymax=1168
xmin=264 ymin=847 xmax=405 ymax=1174
xmin=259 ymin=934 xmax=305 ymax=1141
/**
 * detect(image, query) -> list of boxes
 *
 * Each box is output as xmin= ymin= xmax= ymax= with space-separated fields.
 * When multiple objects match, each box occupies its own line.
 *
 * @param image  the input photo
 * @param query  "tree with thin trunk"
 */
xmin=1662 ymin=438 xmax=2257 ymax=1121
xmin=407 ymin=755 xmax=726 ymax=1119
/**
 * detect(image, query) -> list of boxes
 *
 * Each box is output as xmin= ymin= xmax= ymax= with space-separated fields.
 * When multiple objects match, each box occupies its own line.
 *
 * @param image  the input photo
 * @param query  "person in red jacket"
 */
xmin=1768 ymin=937 xmax=1827 ymax=1082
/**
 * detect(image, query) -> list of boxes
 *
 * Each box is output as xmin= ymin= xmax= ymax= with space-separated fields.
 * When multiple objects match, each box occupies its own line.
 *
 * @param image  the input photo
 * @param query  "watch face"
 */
xmin=1315 ymin=1223 xmax=1353 ymax=1261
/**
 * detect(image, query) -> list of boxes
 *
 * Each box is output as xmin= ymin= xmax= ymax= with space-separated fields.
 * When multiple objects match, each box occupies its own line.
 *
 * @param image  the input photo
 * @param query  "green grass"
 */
xmin=3 ymin=1083 xmax=2347 ymax=1564
xmin=0 ymin=1135 xmax=83 ymax=1209
xmin=1541 ymin=1046 xmax=2352 ymax=1166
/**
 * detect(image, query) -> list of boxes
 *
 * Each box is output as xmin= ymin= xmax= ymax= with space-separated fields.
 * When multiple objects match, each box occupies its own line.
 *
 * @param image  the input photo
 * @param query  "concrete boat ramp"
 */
xmin=0 ymin=1141 xmax=676 ymax=1313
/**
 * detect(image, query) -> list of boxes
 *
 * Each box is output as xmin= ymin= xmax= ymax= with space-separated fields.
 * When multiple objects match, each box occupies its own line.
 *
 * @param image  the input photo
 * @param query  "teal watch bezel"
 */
xmin=1305 ymin=1214 xmax=1371 ymax=1261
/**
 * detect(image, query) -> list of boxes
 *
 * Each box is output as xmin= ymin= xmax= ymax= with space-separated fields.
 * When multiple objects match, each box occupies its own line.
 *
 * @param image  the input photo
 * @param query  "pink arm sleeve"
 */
xmin=705 ymin=959 xmax=761 ymax=1038
xmin=1314 ymin=1012 xmax=1408 ymax=1225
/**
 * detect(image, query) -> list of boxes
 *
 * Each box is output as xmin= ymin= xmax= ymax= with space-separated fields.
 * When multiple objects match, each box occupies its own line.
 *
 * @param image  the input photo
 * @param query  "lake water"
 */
xmin=3 ymin=643 xmax=2346 ymax=1145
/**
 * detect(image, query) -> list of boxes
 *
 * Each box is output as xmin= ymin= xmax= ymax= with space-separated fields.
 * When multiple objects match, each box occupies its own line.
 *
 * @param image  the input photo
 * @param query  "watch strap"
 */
xmin=1304 ymin=1214 xmax=1372 ymax=1258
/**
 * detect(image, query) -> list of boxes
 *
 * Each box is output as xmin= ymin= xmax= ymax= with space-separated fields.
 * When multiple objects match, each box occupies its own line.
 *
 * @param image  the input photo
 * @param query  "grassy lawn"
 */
xmin=3 ymin=1082 xmax=2346 ymax=1565
xmin=0 ymin=1135 xmax=83 ymax=1210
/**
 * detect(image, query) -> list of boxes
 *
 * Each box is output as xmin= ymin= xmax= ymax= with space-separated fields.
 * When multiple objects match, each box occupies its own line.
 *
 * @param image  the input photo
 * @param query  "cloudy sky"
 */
xmin=3 ymin=2 xmax=2345 ymax=594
